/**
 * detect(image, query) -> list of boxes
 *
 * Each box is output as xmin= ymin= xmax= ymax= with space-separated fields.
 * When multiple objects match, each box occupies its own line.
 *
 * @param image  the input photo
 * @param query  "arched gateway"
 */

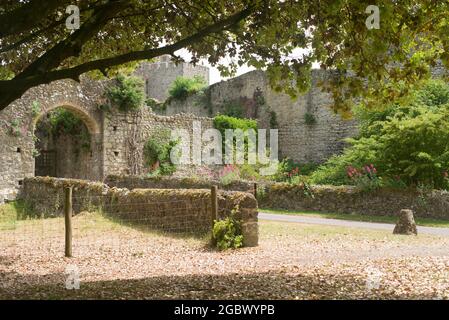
xmin=0 ymin=78 xmax=106 ymax=203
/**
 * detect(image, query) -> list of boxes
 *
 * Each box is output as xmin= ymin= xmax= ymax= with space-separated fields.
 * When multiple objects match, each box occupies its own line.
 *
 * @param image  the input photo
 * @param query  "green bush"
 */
xmin=106 ymin=74 xmax=144 ymax=112
xmin=304 ymin=112 xmax=317 ymax=125
xmin=143 ymin=130 xmax=178 ymax=176
xmin=272 ymin=158 xmax=318 ymax=182
xmin=213 ymin=114 xmax=258 ymax=163
xmin=212 ymin=206 xmax=243 ymax=250
xmin=168 ymin=75 xmax=206 ymax=101
xmin=48 ymin=109 xmax=91 ymax=150
xmin=310 ymin=80 xmax=449 ymax=189
xmin=221 ymin=100 xmax=244 ymax=118
xmin=213 ymin=114 xmax=257 ymax=134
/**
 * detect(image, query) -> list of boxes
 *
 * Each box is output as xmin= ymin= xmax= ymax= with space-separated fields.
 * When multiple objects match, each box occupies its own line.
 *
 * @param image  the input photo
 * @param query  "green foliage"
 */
xmin=143 ymin=130 xmax=178 ymax=176
xmin=272 ymin=158 xmax=319 ymax=182
xmin=218 ymin=165 xmax=240 ymax=186
xmin=106 ymin=74 xmax=144 ymax=112
xmin=304 ymin=112 xmax=316 ymax=125
xmin=238 ymin=163 xmax=261 ymax=181
xmin=1 ymin=2 xmax=448 ymax=116
xmin=212 ymin=206 xmax=243 ymax=251
xmin=8 ymin=119 xmax=21 ymax=137
xmin=31 ymin=100 xmax=41 ymax=117
xmin=48 ymin=108 xmax=91 ymax=151
xmin=311 ymin=80 xmax=449 ymax=190
xmin=269 ymin=110 xmax=278 ymax=128
xmin=168 ymin=76 xmax=206 ymax=101
xmin=213 ymin=114 xmax=258 ymax=163
xmin=255 ymin=185 xmax=267 ymax=201
xmin=213 ymin=114 xmax=257 ymax=134
xmin=221 ymin=100 xmax=244 ymax=118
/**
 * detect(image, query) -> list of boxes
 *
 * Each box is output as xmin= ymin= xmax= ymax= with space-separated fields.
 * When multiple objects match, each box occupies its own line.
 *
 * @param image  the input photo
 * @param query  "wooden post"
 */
xmin=210 ymin=185 xmax=218 ymax=229
xmin=253 ymin=183 xmax=257 ymax=199
xmin=64 ymin=187 xmax=73 ymax=258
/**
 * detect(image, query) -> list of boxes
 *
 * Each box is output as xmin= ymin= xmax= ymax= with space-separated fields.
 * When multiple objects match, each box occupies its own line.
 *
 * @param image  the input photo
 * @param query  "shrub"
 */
xmin=212 ymin=206 xmax=243 ymax=250
xmin=106 ymin=74 xmax=144 ymax=112
xmin=143 ymin=130 xmax=178 ymax=176
xmin=168 ymin=75 xmax=206 ymax=101
xmin=48 ymin=109 xmax=91 ymax=151
xmin=213 ymin=114 xmax=258 ymax=163
xmin=272 ymin=158 xmax=318 ymax=182
xmin=213 ymin=114 xmax=257 ymax=133
xmin=310 ymin=80 xmax=449 ymax=190
xmin=218 ymin=165 xmax=240 ymax=185
xmin=347 ymin=164 xmax=383 ymax=192
xmin=304 ymin=112 xmax=316 ymax=125
xmin=221 ymin=100 xmax=244 ymax=118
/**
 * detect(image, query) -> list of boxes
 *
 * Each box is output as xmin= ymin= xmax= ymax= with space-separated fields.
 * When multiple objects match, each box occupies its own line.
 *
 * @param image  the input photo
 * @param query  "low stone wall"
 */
xmin=20 ymin=177 xmax=258 ymax=246
xmin=258 ymin=183 xmax=449 ymax=219
xmin=105 ymin=175 xmax=256 ymax=193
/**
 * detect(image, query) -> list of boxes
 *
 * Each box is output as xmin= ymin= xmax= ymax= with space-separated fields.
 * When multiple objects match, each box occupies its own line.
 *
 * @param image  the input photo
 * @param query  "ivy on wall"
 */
xmin=48 ymin=109 xmax=91 ymax=152
xmin=143 ymin=129 xmax=179 ymax=176
xmin=105 ymin=74 xmax=145 ymax=112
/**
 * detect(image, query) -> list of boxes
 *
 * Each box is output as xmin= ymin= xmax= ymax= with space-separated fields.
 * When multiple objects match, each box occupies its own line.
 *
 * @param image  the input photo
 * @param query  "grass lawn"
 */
xmin=260 ymin=208 xmax=449 ymax=228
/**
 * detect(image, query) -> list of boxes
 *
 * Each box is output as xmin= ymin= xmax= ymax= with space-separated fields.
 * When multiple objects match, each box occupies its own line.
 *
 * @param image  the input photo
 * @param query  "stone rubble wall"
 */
xmin=258 ymin=183 xmax=449 ymax=220
xmin=20 ymin=177 xmax=259 ymax=246
xmin=104 ymin=174 xmax=256 ymax=193
xmin=157 ymin=69 xmax=359 ymax=164
xmin=102 ymin=108 xmax=214 ymax=176
xmin=134 ymin=55 xmax=210 ymax=102
xmin=0 ymin=77 xmax=106 ymax=203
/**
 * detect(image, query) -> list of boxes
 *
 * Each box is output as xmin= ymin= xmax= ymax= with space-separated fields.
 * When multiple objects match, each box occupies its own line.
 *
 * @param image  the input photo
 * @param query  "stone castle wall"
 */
xmin=0 ymin=77 xmax=106 ymax=203
xmin=157 ymin=69 xmax=359 ymax=163
xmin=134 ymin=55 xmax=210 ymax=102
xmin=102 ymin=108 xmax=214 ymax=176
xmin=0 ymin=75 xmax=213 ymax=203
xmin=259 ymin=183 xmax=449 ymax=220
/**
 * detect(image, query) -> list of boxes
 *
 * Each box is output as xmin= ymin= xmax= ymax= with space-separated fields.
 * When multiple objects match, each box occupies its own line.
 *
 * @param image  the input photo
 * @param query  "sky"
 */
xmin=176 ymin=48 xmax=320 ymax=85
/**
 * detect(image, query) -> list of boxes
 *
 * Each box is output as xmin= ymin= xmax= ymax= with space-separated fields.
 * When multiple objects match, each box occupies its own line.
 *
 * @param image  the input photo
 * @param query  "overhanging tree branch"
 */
xmin=0 ymin=0 xmax=64 ymax=39
xmin=0 ymin=6 xmax=254 ymax=111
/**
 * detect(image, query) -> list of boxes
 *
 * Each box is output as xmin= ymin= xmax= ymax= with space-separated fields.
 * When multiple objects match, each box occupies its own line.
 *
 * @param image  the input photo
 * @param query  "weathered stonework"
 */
xmin=259 ymin=183 xmax=449 ymax=220
xmin=20 ymin=177 xmax=259 ymax=246
xmin=105 ymin=174 xmax=256 ymax=193
xmin=0 ymin=77 xmax=106 ymax=203
xmin=155 ymin=69 xmax=360 ymax=164
xmin=0 ymin=75 xmax=213 ymax=203
xmin=134 ymin=55 xmax=210 ymax=102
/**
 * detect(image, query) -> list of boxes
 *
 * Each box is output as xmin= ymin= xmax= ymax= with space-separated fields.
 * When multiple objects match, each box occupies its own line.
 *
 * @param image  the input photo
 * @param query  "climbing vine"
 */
xmin=105 ymin=74 xmax=145 ymax=112
xmin=143 ymin=129 xmax=179 ymax=176
xmin=48 ymin=109 xmax=91 ymax=151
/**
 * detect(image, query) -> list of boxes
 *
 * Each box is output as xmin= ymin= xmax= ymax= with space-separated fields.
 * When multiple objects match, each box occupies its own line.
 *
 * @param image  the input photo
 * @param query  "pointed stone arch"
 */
xmin=31 ymin=101 xmax=101 ymax=135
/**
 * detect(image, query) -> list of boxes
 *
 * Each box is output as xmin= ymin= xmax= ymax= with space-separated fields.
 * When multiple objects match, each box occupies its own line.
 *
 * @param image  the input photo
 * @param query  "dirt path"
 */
xmin=259 ymin=212 xmax=449 ymax=237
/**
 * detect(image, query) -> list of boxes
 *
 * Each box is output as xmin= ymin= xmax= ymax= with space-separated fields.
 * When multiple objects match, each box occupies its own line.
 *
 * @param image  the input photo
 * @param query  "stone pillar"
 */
xmin=393 ymin=209 xmax=418 ymax=235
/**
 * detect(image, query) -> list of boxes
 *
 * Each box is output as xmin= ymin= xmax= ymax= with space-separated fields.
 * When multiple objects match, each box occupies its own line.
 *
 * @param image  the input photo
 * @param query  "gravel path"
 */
xmin=259 ymin=212 xmax=449 ymax=237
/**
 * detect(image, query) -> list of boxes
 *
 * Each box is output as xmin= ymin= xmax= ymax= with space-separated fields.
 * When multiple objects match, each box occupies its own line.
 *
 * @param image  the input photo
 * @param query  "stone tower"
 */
xmin=135 ymin=55 xmax=210 ymax=102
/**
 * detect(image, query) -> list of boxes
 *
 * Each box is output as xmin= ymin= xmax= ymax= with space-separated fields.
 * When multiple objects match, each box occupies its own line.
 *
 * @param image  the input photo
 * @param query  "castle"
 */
xmin=0 ymin=56 xmax=358 ymax=203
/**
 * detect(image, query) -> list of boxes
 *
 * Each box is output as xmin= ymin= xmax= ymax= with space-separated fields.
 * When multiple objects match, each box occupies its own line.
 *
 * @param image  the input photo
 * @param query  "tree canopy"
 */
xmin=0 ymin=0 xmax=448 ymax=114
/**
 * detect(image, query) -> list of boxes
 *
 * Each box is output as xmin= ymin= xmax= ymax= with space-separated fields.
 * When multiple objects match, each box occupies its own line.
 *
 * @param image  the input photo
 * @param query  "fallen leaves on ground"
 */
xmin=1 ymin=220 xmax=449 ymax=299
